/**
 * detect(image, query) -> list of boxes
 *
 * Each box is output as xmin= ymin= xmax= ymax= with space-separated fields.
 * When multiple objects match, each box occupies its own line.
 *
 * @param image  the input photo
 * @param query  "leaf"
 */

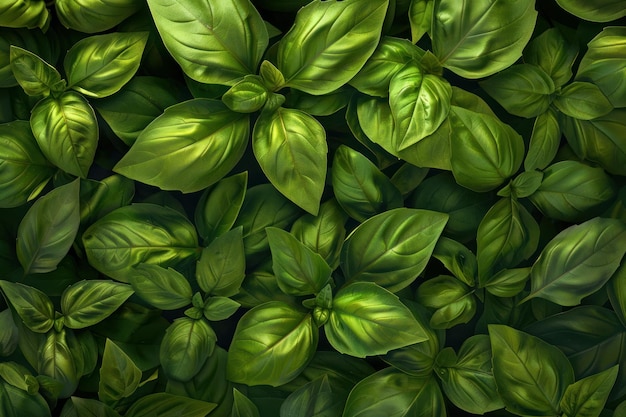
xmin=196 ymin=228 xmax=246 ymax=297
xmin=38 ymin=329 xmax=80 ymax=398
xmin=130 ymin=265 xmax=192 ymax=310
xmin=125 ymin=393 xmax=216 ymax=417
xmin=160 ymin=318 xmax=217 ymax=382
xmin=480 ymin=64 xmax=555 ymax=118
xmin=0 ymin=281 xmax=54 ymax=333
xmin=484 ymin=267 xmax=531 ymax=298
xmin=279 ymin=375 xmax=344 ymax=417
xmin=343 ymin=369 xmax=445 ymax=417
xmin=499 ymin=171 xmax=543 ymax=199
xmin=0 ymin=309 xmax=18 ymax=356
xmin=523 ymin=217 xmax=626 ymax=306
xmin=82 ymin=203 xmax=199 ymax=283
xmin=30 ymin=91 xmax=98 ymax=178
xmin=147 ymin=0 xmax=268 ymax=85
xmin=283 ymin=88 xmax=350 ymax=117
xmin=203 ymin=297 xmax=240 ymax=322
xmin=114 ymin=99 xmax=249 ymax=193
xmin=0 ymin=120 xmax=55 ymax=208
xmin=560 ymin=366 xmax=618 ymax=417
xmin=99 ymin=339 xmax=142 ymax=404
xmin=0 ymin=381 xmax=51 ymax=417
xmin=524 ymin=107 xmax=561 ymax=171
xmin=554 ymin=82 xmax=613 ymax=121
xmin=233 ymin=389 xmax=260 ymax=417
xmin=341 ymin=207 xmax=448 ymax=292
xmin=608 ymin=262 xmax=626 ymax=327
xmin=325 ymin=282 xmax=428 ymax=357
xmin=489 ymin=324 xmax=574 ymax=416
xmin=55 ymin=0 xmax=144 ymax=33
xmin=577 ymin=27 xmax=626 ymax=107
xmin=222 ymin=75 xmax=268 ymax=113
xmin=61 ymin=280 xmax=134 ymax=329
xmin=0 ymin=0 xmax=49 ymax=29
xmin=227 ymin=302 xmax=318 ymax=386
xmin=431 ymin=0 xmax=537 ymax=78
xmin=432 ymin=237 xmax=477 ymax=286
xmin=409 ymin=0 xmax=434 ymax=43
xmin=64 ymin=32 xmax=147 ymax=98
xmin=79 ymin=175 xmax=135 ymax=226
xmin=524 ymin=28 xmax=578 ymax=88
xmin=390 ymin=164 xmax=429 ymax=197
xmin=476 ymin=198 xmax=539 ymax=283
xmin=17 ymin=179 xmax=80 ymax=275
xmin=276 ymin=0 xmax=388 ymax=95
xmin=252 ymin=107 xmax=327 ymax=215
xmin=10 ymin=46 xmax=63 ymax=97
xmin=416 ymin=275 xmax=477 ymax=329
xmin=331 ymin=145 xmax=402 ymax=222
xmin=61 ymin=397 xmax=121 ymax=417
xmin=554 ymin=0 xmax=625 ymax=22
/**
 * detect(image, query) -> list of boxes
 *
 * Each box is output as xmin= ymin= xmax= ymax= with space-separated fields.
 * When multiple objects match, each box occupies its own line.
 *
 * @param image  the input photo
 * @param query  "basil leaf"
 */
xmin=499 ymin=171 xmax=543 ymax=199
xmin=409 ymin=0 xmax=434 ymax=43
xmin=341 ymin=208 xmax=448 ymax=292
xmin=79 ymin=175 xmax=135 ymax=227
xmin=227 ymin=302 xmax=318 ymax=386
xmin=30 ymin=91 xmax=98 ymax=178
xmin=147 ymin=0 xmax=268 ymax=85
xmin=283 ymin=88 xmax=350 ymax=117
xmin=489 ymin=324 xmax=574 ymax=416
xmin=608 ymin=262 xmax=626 ymax=328
xmin=196 ymin=228 xmax=246 ymax=297
xmin=483 ymin=267 xmax=531 ymax=298
xmin=233 ymin=263 xmax=297 ymax=308
xmin=554 ymin=82 xmax=613 ymax=121
xmin=0 ymin=281 xmax=54 ymax=333
xmin=160 ymin=318 xmax=216 ymax=382
xmin=0 ymin=120 xmax=55 ymax=208
xmin=82 ymin=203 xmax=199 ymax=283
xmin=99 ymin=339 xmax=142 ymax=404
xmin=10 ymin=46 xmax=63 ymax=97
xmin=0 ymin=381 xmax=51 ymax=417
xmin=524 ymin=28 xmax=578 ymax=88
xmin=279 ymin=375 xmax=344 ymax=417
xmin=233 ymin=389 xmax=260 ymax=417
xmin=560 ymin=365 xmax=618 ymax=417
xmin=276 ymin=0 xmax=388 ymax=95
xmin=431 ymin=0 xmax=537 ymax=78
xmin=0 ymin=309 xmax=18 ymax=356
xmin=554 ymin=0 xmax=625 ymax=22
xmin=524 ymin=107 xmax=561 ymax=171
xmin=61 ymin=280 xmax=134 ymax=329
xmin=130 ymin=265 xmax=192 ymax=310
xmin=223 ymin=75 xmax=268 ymax=113
xmin=326 ymin=282 xmax=428 ymax=357
xmin=125 ymin=393 xmax=217 ymax=417
xmin=61 ymin=397 xmax=121 ymax=417
xmin=253 ymin=107 xmax=327 ymax=215
xmin=432 ymin=237 xmax=476 ymax=287
xmin=55 ymin=0 xmax=143 ymax=33
xmin=38 ymin=329 xmax=80 ymax=398
xmin=203 ymin=297 xmax=240 ymax=322
xmin=354 ymin=96 xmax=396 ymax=158
xmin=523 ymin=217 xmax=626 ymax=306
xmin=0 ymin=28 xmax=57 ymax=89
xmin=416 ymin=275 xmax=477 ymax=329
xmin=390 ymin=164 xmax=429 ymax=197
xmin=0 ymin=0 xmax=49 ymax=30
xmin=114 ymin=99 xmax=249 ymax=193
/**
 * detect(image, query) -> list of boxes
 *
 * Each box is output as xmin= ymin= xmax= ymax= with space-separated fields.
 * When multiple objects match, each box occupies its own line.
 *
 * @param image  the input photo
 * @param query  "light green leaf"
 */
xmin=555 ymin=0 xmax=625 ymax=22
xmin=196 ymin=227 xmax=246 ymax=297
xmin=259 ymin=60 xmax=285 ymax=92
xmin=554 ymin=82 xmax=613 ymax=120
xmin=10 ymin=46 xmax=63 ymax=97
xmin=17 ymin=179 xmax=80 ymax=275
xmin=0 ymin=0 xmax=49 ymax=29
xmin=114 ymin=99 xmax=249 ymax=193
xmin=99 ymin=339 xmax=142 ymax=404
xmin=160 ymin=318 xmax=216 ymax=382
xmin=409 ymin=0 xmax=434 ymax=43
xmin=222 ymin=75 xmax=268 ymax=113
xmin=523 ymin=217 xmax=626 ymax=306
xmin=560 ymin=366 xmax=618 ymax=417
xmin=38 ymin=329 xmax=80 ymax=398
xmin=525 ymin=28 xmax=578 ymax=88
xmin=82 ymin=203 xmax=199 ymax=283
xmin=354 ymin=96 xmax=396 ymax=157
xmin=147 ymin=0 xmax=268 ymax=85
xmin=227 ymin=302 xmax=318 ymax=386
xmin=55 ymin=0 xmax=143 ymax=33
xmin=416 ymin=275 xmax=477 ymax=329
xmin=130 ymin=265 xmax=192 ymax=310
xmin=341 ymin=207 xmax=448 ymax=292
xmin=252 ymin=107 xmax=327 ymax=215
xmin=61 ymin=280 xmax=134 ymax=329
xmin=30 ymin=91 xmax=98 ymax=178
xmin=276 ymin=0 xmax=388 ymax=95
xmin=0 ymin=281 xmax=54 ymax=333
xmin=203 ymin=297 xmax=240 ymax=322
xmin=0 ymin=28 xmax=57 ymax=89
xmin=431 ymin=0 xmax=537 ymax=78
xmin=125 ymin=393 xmax=217 ymax=417
xmin=524 ymin=107 xmax=561 ymax=171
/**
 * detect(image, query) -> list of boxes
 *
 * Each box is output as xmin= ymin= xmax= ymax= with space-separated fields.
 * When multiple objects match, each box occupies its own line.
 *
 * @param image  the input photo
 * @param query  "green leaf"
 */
xmin=331 ymin=145 xmax=402 ymax=222
xmin=203 ymin=297 xmax=240 ymax=322
xmin=449 ymin=107 xmax=525 ymax=192
xmin=416 ymin=275 xmax=477 ymax=329
xmin=266 ymin=227 xmax=331 ymax=296
xmin=524 ymin=107 xmax=561 ymax=171
xmin=390 ymin=164 xmax=429 ymax=197
xmin=279 ymin=375 xmax=344 ymax=417
xmin=0 ymin=120 xmax=55 ymax=208
xmin=431 ymin=0 xmax=537 ymax=78
xmin=523 ymin=217 xmax=626 ymax=306
xmin=609 ymin=262 xmax=626 ymax=327
xmin=38 ymin=328 xmax=80 ymax=398
xmin=61 ymin=280 xmax=134 ymax=329
xmin=409 ymin=0 xmax=434 ymax=43
xmin=489 ymin=324 xmax=574 ymax=416
xmin=194 ymin=172 xmax=247 ymax=243
xmin=283 ymin=88 xmax=350 ymax=117
xmin=0 ymin=0 xmax=49 ymax=30
xmin=79 ymin=175 xmax=135 ymax=226
xmin=483 ymin=267 xmax=531 ymax=298
xmin=252 ymin=107 xmax=327 ymax=215
xmin=0 ymin=28 xmax=56 ymax=89
xmin=276 ymin=0 xmax=388 ymax=95
xmin=499 ymin=171 xmax=543 ymax=199
xmin=114 ymin=99 xmax=249 ymax=193
xmin=233 ymin=389 xmax=260 ymax=417
xmin=476 ymin=198 xmax=539 ymax=283
xmin=577 ymin=27 xmax=626 ymax=107
xmin=353 ymin=96 xmax=396 ymax=159
xmin=554 ymin=82 xmax=613 ymax=121
xmin=325 ymin=282 xmax=428 ymax=357
xmin=10 ymin=46 xmax=63 ymax=97
xmin=99 ymin=339 xmax=142 ymax=404
xmin=0 ymin=281 xmax=53 ymax=333
xmin=480 ymin=64 xmax=555 ymax=118
xmin=528 ymin=161 xmax=615 ymax=222
xmin=343 ymin=369 xmax=445 ymax=417
xmin=0 ymin=380 xmax=51 ymax=417
xmin=130 ymin=265 xmax=192 ymax=310
xmin=560 ymin=366 xmax=618 ymax=417
xmin=83 ymin=203 xmax=199 ymax=283
xmin=223 ymin=75 xmax=268 ymax=113
xmin=524 ymin=28 xmax=578 ymax=88
xmin=341 ymin=208 xmax=448 ymax=292
xmin=389 ymin=65 xmax=452 ymax=149
xmin=196 ymin=228 xmax=246 ymax=297
xmin=147 ymin=0 xmax=267 ymax=85
xmin=0 ymin=309 xmax=19 ymax=356
xmin=17 ymin=179 xmax=80 ymax=275
xmin=432 ymin=237 xmax=477 ymax=287
xmin=30 ymin=91 xmax=98 ymax=178
xmin=160 ymin=318 xmax=216 ymax=382
xmin=259 ymin=60 xmax=285 ymax=92
xmin=64 ymin=32 xmax=147 ymax=98
xmin=55 ymin=0 xmax=143 ymax=33
xmin=227 ymin=302 xmax=318 ymax=386
xmin=125 ymin=393 xmax=216 ymax=417
xmin=61 ymin=397 xmax=121 ymax=417
xmin=554 ymin=0 xmax=625 ymax=22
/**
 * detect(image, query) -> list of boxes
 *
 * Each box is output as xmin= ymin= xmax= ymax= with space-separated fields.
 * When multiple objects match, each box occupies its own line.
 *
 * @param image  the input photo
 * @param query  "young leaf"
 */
xmin=30 ymin=91 xmax=98 ymax=178
xmin=524 ymin=107 xmax=561 ymax=171
xmin=416 ymin=275 xmax=477 ymax=329
xmin=38 ymin=329 xmax=80 ymax=398
xmin=130 ymin=265 xmax=192 ymax=310
xmin=431 ymin=0 xmax=537 ymax=78
xmin=10 ymin=46 xmax=63 ymax=97
xmin=99 ymin=339 xmax=142 ymax=404
xmin=227 ymin=301 xmax=318 ymax=386
xmin=55 ymin=0 xmax=144 ymax=33
xmin=147 ymin=0 xmax=268 ymax=86
xmin=61 ymin=280 xmax=134 ymax=329
xmin=0 ymin=281 xmax=54 ymax=333
xmin=554 ymin=0 xmax=625 ymax=22
xmin=524 ymin=217 xmax=626 ymax=306
xmin=203 ymin=297 xmax=240 ymax=322
xmin=325 ymin=282 xmax=429 ymax=357
xmin=222 ymin=75 xmax=268 ymax=113
xmin=554 ymin=82 xmax=613 ymax=121
xmin=276 ymin=0 xmax=388 ymax=95
xmin=560 ymin=366 xmax=619 ymax=417
xmin=489 ymin=324 xmax=574 ymax=416
xmin=125 ymin=393 xmax=216 ymax=417
xmin=252 ymin=107 xmax=327 ymax=215
xmin=524 ymin=28 xmax=578 ymax=88
xmin=196 ymin=227 xmax=246 ymax=297
xmin=341 ymin=207 xmax=448 ymax=292
xmin=63 ymin=32 xmax=148 ymax=98
xmin=483 ymin=267 xmax=531 ymax=298
xmin=232 ymin=389 xmax=260 ymax=417
xmin=17 ymin=179 xmax=80 ymax=275
xmin=432 ymin=237 xmax=477 ymax=287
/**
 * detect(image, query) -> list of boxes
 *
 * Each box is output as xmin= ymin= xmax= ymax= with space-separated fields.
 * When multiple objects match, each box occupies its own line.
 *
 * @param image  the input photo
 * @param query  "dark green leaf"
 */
xmin=0 ymin=28 xmax=57 ymax=88
xmin=38 ymin=328 xmax=80 ymax=398
xmin=196 ymin=227 xmax=246 ymax=297
xmin=524 ymin=107 xmax=561 ymax=171
xmin=203 ymin=297 xmax=240 ymax=321
xmin=524 ymin=28 xmax=578 ymax=88
xmin=484 ymin=267 xmax=531 ymax=298
xmin=280 ymin=375 xmax=344 ymax=417
xmin=61 ymin=397 xmax=122 ymax=417
xmin=233 ymin=389 xmax=260 ymax=417
xmin=554 ymin=82 xmax=613 ymax=121
xmin=160 ymin=318 xmax=216 ymax=382
xmin=79 ymin=175 xmax=135 ymax=226
xmin=283 ymin=88 xmax=350 ymax=117
xmin=389 ymin=164 xmax=429 ymax=197
xmin=0 ymin=381 xmax=51 ymax=417
xmin=560 ymin=366 xmax=618 ymax=417
xmin=125 ymin=393 xmax=216 ymax=417
xmin=0 ymin=309 xmax=18 ymax=356
xmin=99 ymin=339 xmax=142 ymax=404
xmin=10 ymin=46 xmax=63 ymax=97
xmin=130 ymin=264 xmax=192 ymax=310
xmin=416 ymin=275 xmax=477 ymax=329
xmin=61 ymin=280 xmax=134 ymax=329
xmin=608 ymin=261 xmax=626 ymax=327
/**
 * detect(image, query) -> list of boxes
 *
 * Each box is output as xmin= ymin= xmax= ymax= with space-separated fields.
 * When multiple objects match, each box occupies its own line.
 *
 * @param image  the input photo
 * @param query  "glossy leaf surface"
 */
xmin=160 ymin=318 xmax=216 ymax=382
xmin=554 ymin=82 xmax=613 ymax=121
xmin=555 ymin=0 xmax=625 ymax=22
xmin=196 ymin=227 xmax=246 ymax=297
xmin=99 ymin=339 xmax=142 ymax=404
xmin=61 ymin=280 xmax=134 ymax=329
xmin=55 ymin=0 xmax=143 ymax=33
xmin=560 ymin=365 xmax=618 ymax=417
xmin=130 ymin=265 xmax=192 ymax=310
xmin=0 ymin=281 xmax=54 ymax=333
xmin=10 ymin=46 xmax=63 ymax=97
xmin=525 ymin=28 xmax=578 ymax=88
xmin=125 ymin=393 xmax=216 ymax=417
